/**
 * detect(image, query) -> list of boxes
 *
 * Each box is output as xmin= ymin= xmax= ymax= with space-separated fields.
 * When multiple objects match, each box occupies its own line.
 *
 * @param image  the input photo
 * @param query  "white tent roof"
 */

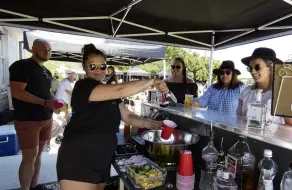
xmin=158 ymin=70 xmax=171 ymax=77
xmin=127 ymin=66 xmax=150 ymax=76
xmin=113 ymin=67 xmax=123 ymax=75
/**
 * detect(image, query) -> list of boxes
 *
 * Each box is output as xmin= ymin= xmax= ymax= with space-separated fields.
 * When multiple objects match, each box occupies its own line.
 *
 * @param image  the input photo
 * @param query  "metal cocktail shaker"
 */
xmin=164 ymin=91 xmax=177 ymax=106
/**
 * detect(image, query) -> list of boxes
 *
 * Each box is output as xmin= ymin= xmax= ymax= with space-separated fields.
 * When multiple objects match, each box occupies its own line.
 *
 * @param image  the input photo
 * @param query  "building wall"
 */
xmin=0 ymin=26 xmax=22 ymax=111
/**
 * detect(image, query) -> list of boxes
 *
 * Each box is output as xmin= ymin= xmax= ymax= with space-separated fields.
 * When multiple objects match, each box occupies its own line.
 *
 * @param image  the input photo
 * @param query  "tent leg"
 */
xmin=207 ymin=32 xmax=215 ymax=87
xmin=163 ymin=59 xmax=166 ymax=79
xmin=129 ymin=65 xmax=132 ymax=81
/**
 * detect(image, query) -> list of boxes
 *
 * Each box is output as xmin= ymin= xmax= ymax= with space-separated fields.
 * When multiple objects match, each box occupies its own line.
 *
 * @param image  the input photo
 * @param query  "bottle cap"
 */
xmin=222 ymin=168 xmax=230 ymax=180
xmin=239 ymin=135 xmax=247 ymax=141
xmin=264 ymin=149 xmax=272 ymax=158
xmin=216 ymin=168 xmax=223 ymax=177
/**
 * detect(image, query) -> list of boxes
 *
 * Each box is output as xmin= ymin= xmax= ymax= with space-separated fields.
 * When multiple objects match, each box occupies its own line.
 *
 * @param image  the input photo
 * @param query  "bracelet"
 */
xmin=44 ymin=100 xmax=47 ymax=107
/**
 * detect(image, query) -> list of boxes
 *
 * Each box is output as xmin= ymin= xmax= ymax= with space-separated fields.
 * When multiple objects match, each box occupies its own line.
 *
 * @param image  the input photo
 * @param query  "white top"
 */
xmin=239 ymin=85 xmax=285 ymax=125
xmin=56 ymin=79 xmax=73 ymax=105
xmin=51 ymin=79 xmax=59 ymax=92
xmin=0 ymin=124 xmax=16 ymax=135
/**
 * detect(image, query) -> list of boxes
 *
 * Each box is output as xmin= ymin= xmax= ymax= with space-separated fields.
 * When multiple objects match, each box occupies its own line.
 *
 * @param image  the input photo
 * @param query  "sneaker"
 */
xmin=55 ymin=135 xmax=63 ymax=144
xmin=30 ymin=184 xmax=49 ymax=190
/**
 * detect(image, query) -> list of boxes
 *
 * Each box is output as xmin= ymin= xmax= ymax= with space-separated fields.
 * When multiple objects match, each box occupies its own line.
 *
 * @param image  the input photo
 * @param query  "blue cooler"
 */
xmin=0 ymin=124 xmax=20 ymax=157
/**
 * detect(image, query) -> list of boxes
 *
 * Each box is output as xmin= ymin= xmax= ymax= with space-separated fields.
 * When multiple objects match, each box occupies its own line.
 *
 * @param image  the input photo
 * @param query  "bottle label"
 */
xmin=247 ymin=106 xmax=262 ymax=122
xmin=205 ymin=161 xmax=217 ymax=171
xmin=227 ymin=154 xmax=237 ymax=178
xmin=258 ymin=175 xmax=274 ymax=190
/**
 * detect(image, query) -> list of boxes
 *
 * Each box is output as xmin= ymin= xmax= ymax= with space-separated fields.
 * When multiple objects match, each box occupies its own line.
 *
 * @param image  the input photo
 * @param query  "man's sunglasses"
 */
xmin=171 ymin=65 xmax=181 ymax=70
xmin=219 ymin=70 xmax=232 ymax=76
xmin=247 ymin=64 xmax=260 ymax=72
xmin=88 ymin=63 xmax=107 ymax=71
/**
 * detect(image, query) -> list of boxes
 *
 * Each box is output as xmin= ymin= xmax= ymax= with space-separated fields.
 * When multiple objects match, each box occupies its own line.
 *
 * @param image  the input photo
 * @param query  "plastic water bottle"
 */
xmin=257 ymin=149 xmax=278 ymax=190
xmin=280 ymin=163 xmax=292 ymax=190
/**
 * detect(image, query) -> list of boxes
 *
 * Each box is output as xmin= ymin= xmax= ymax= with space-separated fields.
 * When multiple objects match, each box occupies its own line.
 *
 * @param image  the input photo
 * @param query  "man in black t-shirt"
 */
xmin=9 ymin=39 xmax=61 ymax=190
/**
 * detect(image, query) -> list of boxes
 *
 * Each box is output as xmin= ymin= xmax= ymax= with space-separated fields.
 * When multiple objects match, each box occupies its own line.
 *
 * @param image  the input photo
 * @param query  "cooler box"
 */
xmin=0 ymin=124 xmax=20 ymax=156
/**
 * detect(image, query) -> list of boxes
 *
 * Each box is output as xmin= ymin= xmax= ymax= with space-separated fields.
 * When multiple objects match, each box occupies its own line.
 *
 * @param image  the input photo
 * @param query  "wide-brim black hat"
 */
xmin=241 ymin=47 xmax=283 ymax=66
xmin=213 ymin=60 xmax=241 ymax=75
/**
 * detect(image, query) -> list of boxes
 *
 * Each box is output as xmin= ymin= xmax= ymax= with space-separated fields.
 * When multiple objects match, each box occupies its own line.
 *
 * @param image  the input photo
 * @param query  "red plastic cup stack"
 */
xmin=176 ymin=150 xmax=195 ymax=190
xmin=161 ymin=120 xmax=177 ymax=140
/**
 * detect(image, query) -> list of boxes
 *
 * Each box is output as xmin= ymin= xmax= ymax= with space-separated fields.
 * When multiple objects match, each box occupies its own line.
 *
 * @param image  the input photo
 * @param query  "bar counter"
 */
xmin=142 ymin=102 xmax=292 ymax=151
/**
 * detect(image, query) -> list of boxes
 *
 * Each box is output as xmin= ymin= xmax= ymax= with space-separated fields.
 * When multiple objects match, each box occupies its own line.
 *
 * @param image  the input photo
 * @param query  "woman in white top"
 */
xmin=237 ymin=47 xmax=292 ymax=126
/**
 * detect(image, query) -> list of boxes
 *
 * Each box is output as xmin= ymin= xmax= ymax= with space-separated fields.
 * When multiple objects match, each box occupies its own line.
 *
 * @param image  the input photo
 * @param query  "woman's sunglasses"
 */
xmin=247 ymin=64 xmax=261 ymax=72
xmin=219 ymin=70 xmax=231 ymax=76
xmin=171 ymin=65 xmax=181 ymax=70
xmin=88 ymin=63 xmax=107 ymax=71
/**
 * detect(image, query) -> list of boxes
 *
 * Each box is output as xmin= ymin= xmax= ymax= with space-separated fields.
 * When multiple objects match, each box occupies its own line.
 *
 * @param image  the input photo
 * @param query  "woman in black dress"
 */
xmin=56 ymin=44 xmax=169 ymax=190
xmin=106 ymin=66 xmax=118 ymax=84
xmin=164 ymin=57 xmax=198 ymax=103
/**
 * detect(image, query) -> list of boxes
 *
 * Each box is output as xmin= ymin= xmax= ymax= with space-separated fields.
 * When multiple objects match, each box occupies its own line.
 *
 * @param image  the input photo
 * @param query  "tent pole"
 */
xmin=215 ymin=29 xmax=255 ymax=47
xmin=207 ymin=32 xmax=215 ymax=87
xmin=163 ymin=59 xmax=166 ymax=79
xmin=113 ymin=7 xmax=131 ymax=37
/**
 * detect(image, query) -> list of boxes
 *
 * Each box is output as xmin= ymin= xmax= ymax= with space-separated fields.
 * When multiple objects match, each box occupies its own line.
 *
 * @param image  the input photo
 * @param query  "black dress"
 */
xmin=106 ymin=75 xmax=117 ymax=84
xmin=57 ymin=78 xmax=122 ymax=184
xmin=165 ymin=82 xmax=198 ymax=104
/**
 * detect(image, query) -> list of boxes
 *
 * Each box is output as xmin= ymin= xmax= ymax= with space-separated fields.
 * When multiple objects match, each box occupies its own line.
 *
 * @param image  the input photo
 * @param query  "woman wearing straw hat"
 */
xmin=237 ymin=47 xmax=292 ymax=125
xmin=193 ymin=60 xmax=245 ymax=114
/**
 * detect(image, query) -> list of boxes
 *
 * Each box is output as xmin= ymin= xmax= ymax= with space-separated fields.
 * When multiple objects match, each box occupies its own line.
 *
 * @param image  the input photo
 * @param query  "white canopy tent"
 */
xmin=113 ymin=67 xmax=123 ymax=75
xmin=127 ymin=66 xmax=150 ymax=77
xmin=158 ymin=70 xmax=171 ymax=78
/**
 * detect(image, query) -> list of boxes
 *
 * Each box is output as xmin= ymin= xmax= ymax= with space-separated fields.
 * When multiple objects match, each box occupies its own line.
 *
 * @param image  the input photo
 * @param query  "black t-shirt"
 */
xmin=106 ymin=75 xmax=117 ymax=84
xmin=63 ymin=78 xmax=122 ymax=140
xmin=166 ymin=82 xmax=198 ymax=104
xmin=9 ymin=58 xmax=54 ymax=121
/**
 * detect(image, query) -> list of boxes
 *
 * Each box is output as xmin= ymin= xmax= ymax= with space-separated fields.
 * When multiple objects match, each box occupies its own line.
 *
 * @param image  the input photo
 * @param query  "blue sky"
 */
xmin=192 ymin=35 xmax=292 ymax=78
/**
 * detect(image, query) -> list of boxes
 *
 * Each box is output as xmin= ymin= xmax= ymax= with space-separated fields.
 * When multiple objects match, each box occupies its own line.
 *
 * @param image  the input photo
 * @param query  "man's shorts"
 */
xmin=14 ymin=119 xmax=53 ymax=150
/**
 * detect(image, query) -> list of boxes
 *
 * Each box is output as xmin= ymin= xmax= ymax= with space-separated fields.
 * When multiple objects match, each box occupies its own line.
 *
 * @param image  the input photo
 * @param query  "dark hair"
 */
xmin=107 ymin=66 xmax=118 ymax=84
xmin=173 ymin=57 xmax=187 ymax=84
xmin=213 ymin=71 xmax=243 ymax=89
xmin=82 ymin=43 xmax=107 ymax=67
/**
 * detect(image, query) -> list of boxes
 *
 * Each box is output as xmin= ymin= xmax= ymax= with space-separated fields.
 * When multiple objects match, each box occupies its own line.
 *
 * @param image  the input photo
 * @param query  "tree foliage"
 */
xmin=139 ymin=46 xmax=221 ymax=82
xmin=41 ymin=46 xmax=221 ymax=82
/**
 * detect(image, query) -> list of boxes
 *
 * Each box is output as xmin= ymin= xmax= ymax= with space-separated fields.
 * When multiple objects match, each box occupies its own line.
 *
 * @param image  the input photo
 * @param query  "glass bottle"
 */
xmin=246 ymin=89 xmax=267 ymax=129
xmin=213 ymin=167 xmax=238 ymax=190
xmin=227 ymin=135 xmax=255 ymax=190
xmin=257 ymin=149 xmax=278 ymax=190
xmin=280 ymin=163 xmax=292 ymax=190
xmin=218 ymin=137 xmax=226 ymax=170
xmin=200 ymin=130 xmax=219 ymax=190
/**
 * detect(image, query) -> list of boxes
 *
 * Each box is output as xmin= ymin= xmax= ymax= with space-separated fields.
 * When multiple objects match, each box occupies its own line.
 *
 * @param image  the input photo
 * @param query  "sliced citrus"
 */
xmin=140 ymin=182 xmax=149 ymax=188
xmin=145 ymin=183 xmax=155 ymax=189
xmin=154 ymin=180 xmax=163 ymax=186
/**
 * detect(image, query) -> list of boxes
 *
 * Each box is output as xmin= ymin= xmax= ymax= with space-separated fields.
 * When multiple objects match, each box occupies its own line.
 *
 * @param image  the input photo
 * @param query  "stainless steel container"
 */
xmin=141 ymin=130 xmax=200 ymax=166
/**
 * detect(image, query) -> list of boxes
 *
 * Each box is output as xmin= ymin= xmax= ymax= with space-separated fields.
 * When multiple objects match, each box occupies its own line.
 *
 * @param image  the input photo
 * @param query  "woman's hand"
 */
xmin=153 ymin=79 xmax=169 ymax=93
xmin=192 ymin=101 xmax=201 ymax=108
xmin=144 ymin=120 xmax=163 ymax=130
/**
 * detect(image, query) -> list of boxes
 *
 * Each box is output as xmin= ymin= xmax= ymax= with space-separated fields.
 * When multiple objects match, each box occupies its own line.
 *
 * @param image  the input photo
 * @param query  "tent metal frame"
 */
xmin=2 ymin=0 xmax=292 ymax=84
